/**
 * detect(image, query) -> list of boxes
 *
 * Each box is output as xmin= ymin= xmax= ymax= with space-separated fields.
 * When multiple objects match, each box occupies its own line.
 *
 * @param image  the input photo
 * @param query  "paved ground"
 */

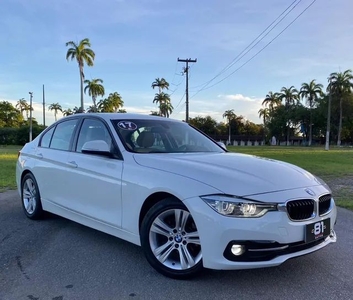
xmin=1 ymin=190 xmax=353 ymax=300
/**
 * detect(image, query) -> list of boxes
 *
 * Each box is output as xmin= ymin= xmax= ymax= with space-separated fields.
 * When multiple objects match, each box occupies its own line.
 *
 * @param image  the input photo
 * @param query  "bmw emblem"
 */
xmin=305 ymin=188 xmax=315 ymax=196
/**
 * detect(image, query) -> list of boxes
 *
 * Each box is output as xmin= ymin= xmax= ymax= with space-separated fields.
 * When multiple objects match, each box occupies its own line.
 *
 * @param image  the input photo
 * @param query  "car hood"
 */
xmin=133 ymin=152 xmax=323 ymax=196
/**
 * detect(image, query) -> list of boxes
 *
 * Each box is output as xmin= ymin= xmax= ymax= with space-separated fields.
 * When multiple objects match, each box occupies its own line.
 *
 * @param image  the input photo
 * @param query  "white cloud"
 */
xmin=218 ymin=94 xmax=261 ymax=102
xmin=170 ymin=94 xmax=263 ymax=124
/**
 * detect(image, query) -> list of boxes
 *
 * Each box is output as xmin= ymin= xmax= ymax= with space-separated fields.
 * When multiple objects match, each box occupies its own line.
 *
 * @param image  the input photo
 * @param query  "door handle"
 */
xmin=68 ymin=161 xmax=78 ymax=168
xmin=36 ymin=153 xmax=43 ymax=159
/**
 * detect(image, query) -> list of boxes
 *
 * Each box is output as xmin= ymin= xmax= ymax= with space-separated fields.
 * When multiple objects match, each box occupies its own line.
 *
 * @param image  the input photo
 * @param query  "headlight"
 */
xmin=201 ymin=195 xmax=277 ymax=218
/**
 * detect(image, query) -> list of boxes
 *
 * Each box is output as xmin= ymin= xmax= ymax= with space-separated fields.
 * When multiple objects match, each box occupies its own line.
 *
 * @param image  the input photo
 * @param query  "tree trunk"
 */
xmin=309 ymin=105 xmax=312 ymax=146
xmin=92 ymin=96 xmax=97 ymax=111
xmin=79 ymin=63 xmax=84 ymax=113
xmin=286 ymin=103 xmax=290 ymax=146
xmin=228 ymin=119 xmax=231 ymax=145
xmin=263 ymin=116 xmax=266 ymax=144
xmin=337 ymin=96 xmax=343 ymax=146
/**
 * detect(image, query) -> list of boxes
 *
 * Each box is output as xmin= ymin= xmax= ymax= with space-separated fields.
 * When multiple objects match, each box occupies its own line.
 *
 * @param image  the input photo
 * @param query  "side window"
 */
xmin=76 ymin=119 xmax=112 ymax=153
xmin=50 ymin=119 xmax=78 ymax=151
xmin=40 ymin=127 xmax=55 ymax=148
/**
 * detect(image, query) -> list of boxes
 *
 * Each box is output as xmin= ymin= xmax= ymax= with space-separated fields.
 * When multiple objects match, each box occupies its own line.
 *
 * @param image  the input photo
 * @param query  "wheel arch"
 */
xmin=139 ymin=192 xmax=181 ymax=232
xmin=21 ymin=169 xmax=34 ymax=186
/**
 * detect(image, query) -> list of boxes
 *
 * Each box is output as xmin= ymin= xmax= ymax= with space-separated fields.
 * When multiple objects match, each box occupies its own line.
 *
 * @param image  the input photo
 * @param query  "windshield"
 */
xmin=113 ymin=119 xmax=225 ymax=153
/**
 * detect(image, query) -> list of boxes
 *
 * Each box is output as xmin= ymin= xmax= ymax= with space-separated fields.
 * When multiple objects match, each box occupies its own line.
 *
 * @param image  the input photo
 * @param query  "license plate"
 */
xmin=305 ymin=218 xmax=331 ymax=243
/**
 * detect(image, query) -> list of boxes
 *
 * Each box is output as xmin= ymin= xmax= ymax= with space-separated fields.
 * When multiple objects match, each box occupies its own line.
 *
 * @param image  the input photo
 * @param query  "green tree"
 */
xmin=84 ymin=78 xmax=105 ymax=111
xmin=86 ymin=105 xmax=97 ymax=113
xmin=153 ymin=92 xmax=173 ymax=117
xmin=48 ymin=103 xmax=63 ymax=121
xmin=299 ymin=80 xmax=324 ymax=146
xmin=16 ymin=98 xmax=32 ymax=119
xmin=262 ymin=92 xmax=281 ymax=111
xmin=72 ymin=106 xmax=82 ymax=114
xmin=328 ymin=70 xmax=353 ymax=146
xmin=0 ymin=101 xmax=24 ymax=127
xmin=189 ymin=116 xmax=218 ymax=135
xmin=278 ymin=86 xmax=299 ymax=145
xmin=66 ymin=38 xmax=95 ymax=112
xmin=159 ymin=101 xmax=174 ymax=118
xmin=63 ymin=109 xmax=73 ymax=116
xmin=223 ymin=109 xmax=236 ymax=144
xmin=151 ymin=78 xmax=170 ymax=93
xmin=98 ymin=92 xmax=124 ymax=112
xmin=258 ymin=107 xmax=270 ymax=142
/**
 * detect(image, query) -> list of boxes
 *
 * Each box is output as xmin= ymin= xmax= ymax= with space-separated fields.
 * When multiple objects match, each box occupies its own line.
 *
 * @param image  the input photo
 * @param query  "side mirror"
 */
xmin=82 ymin=140 xmax=112 ymax=157
xmin=217 ymin=141 xmax=227 ymax=150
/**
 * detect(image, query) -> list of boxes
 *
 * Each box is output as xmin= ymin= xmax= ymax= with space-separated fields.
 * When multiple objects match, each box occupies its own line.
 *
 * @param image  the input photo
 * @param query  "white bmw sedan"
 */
xmin=16 ymin=113 xmax=337 ymax=279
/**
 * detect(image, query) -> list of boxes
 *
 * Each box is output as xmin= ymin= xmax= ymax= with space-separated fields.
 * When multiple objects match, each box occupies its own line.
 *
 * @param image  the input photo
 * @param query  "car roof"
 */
xmin=63 ymin=113 xmax=183 ymax=123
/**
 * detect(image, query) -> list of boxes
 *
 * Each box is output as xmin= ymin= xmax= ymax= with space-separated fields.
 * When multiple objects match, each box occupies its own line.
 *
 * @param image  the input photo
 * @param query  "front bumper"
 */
xmin=183 ymin=194 xmax=337 ymax=270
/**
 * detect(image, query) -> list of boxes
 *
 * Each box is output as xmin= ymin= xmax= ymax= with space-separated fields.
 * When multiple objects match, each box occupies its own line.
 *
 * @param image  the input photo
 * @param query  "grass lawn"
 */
xmin=228 ymin=146 xmax=353 ymax=177
xmin=0 ymin=145 xmax=352 ymax=210
xmin=0 ymin=145 xmax=20 ymax=192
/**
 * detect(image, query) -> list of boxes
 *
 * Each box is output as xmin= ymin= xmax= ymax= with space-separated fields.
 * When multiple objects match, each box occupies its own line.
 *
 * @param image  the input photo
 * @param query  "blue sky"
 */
xmin=1 ymin=0 xmax=352 ymax=125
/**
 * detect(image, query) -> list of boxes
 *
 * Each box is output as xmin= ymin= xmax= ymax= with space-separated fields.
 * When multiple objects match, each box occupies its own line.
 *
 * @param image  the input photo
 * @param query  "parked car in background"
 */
xmin=16 ymin=113 xmax=337 ymax=279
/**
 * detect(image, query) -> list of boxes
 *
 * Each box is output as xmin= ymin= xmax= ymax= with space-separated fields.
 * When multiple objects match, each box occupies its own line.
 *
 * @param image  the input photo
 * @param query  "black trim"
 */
xmin=223 ymin=238 xmax=328 ymax=262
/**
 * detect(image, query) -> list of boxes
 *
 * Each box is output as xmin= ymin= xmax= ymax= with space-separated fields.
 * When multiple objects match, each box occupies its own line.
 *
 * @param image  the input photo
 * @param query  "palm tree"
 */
xmin=258 ymin=107 xmax=270 ymax=143
xmin=107 ymin=92 xmax=124 ymax=112
xmin=16 ymin=98 xmax=30 ymax=119
xmin=278 ymin=86 xmax=299 ymax=146
xmin=73 ymin=106 xmax=83 ymax=114
xmin=84 ymin=78 xmax=105 ymax=111
xmin=223 ymin=109 xmax=236 ymax=145
xmin=66 ymin=38 xmax=95 ymax=113
xmin=86 ymin=105 xmax=97 ymax=113
xmin=98 ymin=92 xmax=124 ymax=112
xmin=63 ymin=108 xmax=73 ymax=116
xmin=153 ymin=92 xmax=172 ymax=117
xmin=262 ymin=92 xmax=280 ymax=111
xmin=299 ymin=80 xmax=324 ymax=146
xmin=48 ymin=103 xmax=63 ymax=121
xmin=151 ymin=78 xmax=169 ymax=93
xmin=328 ymin=70 xmax=353 ymax=146
xmin=160 ymin=101 xmax=174 ymax=118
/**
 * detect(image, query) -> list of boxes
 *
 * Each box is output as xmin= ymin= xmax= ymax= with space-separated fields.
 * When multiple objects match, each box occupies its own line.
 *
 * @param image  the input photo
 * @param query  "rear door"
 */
xmin=33 ymin=118 xmax=79 ymax=206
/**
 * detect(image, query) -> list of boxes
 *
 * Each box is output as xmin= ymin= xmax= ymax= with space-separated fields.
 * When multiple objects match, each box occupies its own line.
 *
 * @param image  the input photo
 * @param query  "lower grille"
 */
xmin=319 ymin=194 xmax=332 ymax=215
xmin=287 ymin=199 xmax=314 ymax=220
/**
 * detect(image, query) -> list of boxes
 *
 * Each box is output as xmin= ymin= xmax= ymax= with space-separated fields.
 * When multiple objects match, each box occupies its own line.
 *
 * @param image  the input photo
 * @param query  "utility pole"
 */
xmin=43 ymin=84 xmax=46 ymax=127
xmin=29 ymin=92 xmax=33 ymax=142
xmin=177 ymin=58 xmax=197 ymax=123
xmin=325 ymin=78 xmax=332 ymax=151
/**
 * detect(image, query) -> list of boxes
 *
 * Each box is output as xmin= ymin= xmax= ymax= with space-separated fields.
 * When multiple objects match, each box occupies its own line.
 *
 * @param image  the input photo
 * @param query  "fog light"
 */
xmin=231 ymin=244 xmax=245 ymax=256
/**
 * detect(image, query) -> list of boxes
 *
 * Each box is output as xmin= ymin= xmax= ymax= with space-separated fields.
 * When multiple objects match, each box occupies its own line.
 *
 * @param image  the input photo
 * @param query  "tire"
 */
xmin=21 ymin=173 xmax=44 ymax=220
xmin=140 ymin=198 xmax=203 ymax=279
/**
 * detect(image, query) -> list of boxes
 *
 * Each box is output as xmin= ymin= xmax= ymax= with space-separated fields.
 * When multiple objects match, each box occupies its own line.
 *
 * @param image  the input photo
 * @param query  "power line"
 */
xmin=190 ymin=0 xmax=317 ymax=98
xmin=190 ymin=0 xmax=301 ymax=92
xmin=173 ymin=92 xmax=186 ymax=112
xmin=175 ymin=101 xmax=186 ymax=115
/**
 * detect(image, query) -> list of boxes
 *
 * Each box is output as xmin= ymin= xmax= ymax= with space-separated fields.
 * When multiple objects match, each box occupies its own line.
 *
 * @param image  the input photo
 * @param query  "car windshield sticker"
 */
xmin=118 ymin=121 xmax=137 ymax=130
